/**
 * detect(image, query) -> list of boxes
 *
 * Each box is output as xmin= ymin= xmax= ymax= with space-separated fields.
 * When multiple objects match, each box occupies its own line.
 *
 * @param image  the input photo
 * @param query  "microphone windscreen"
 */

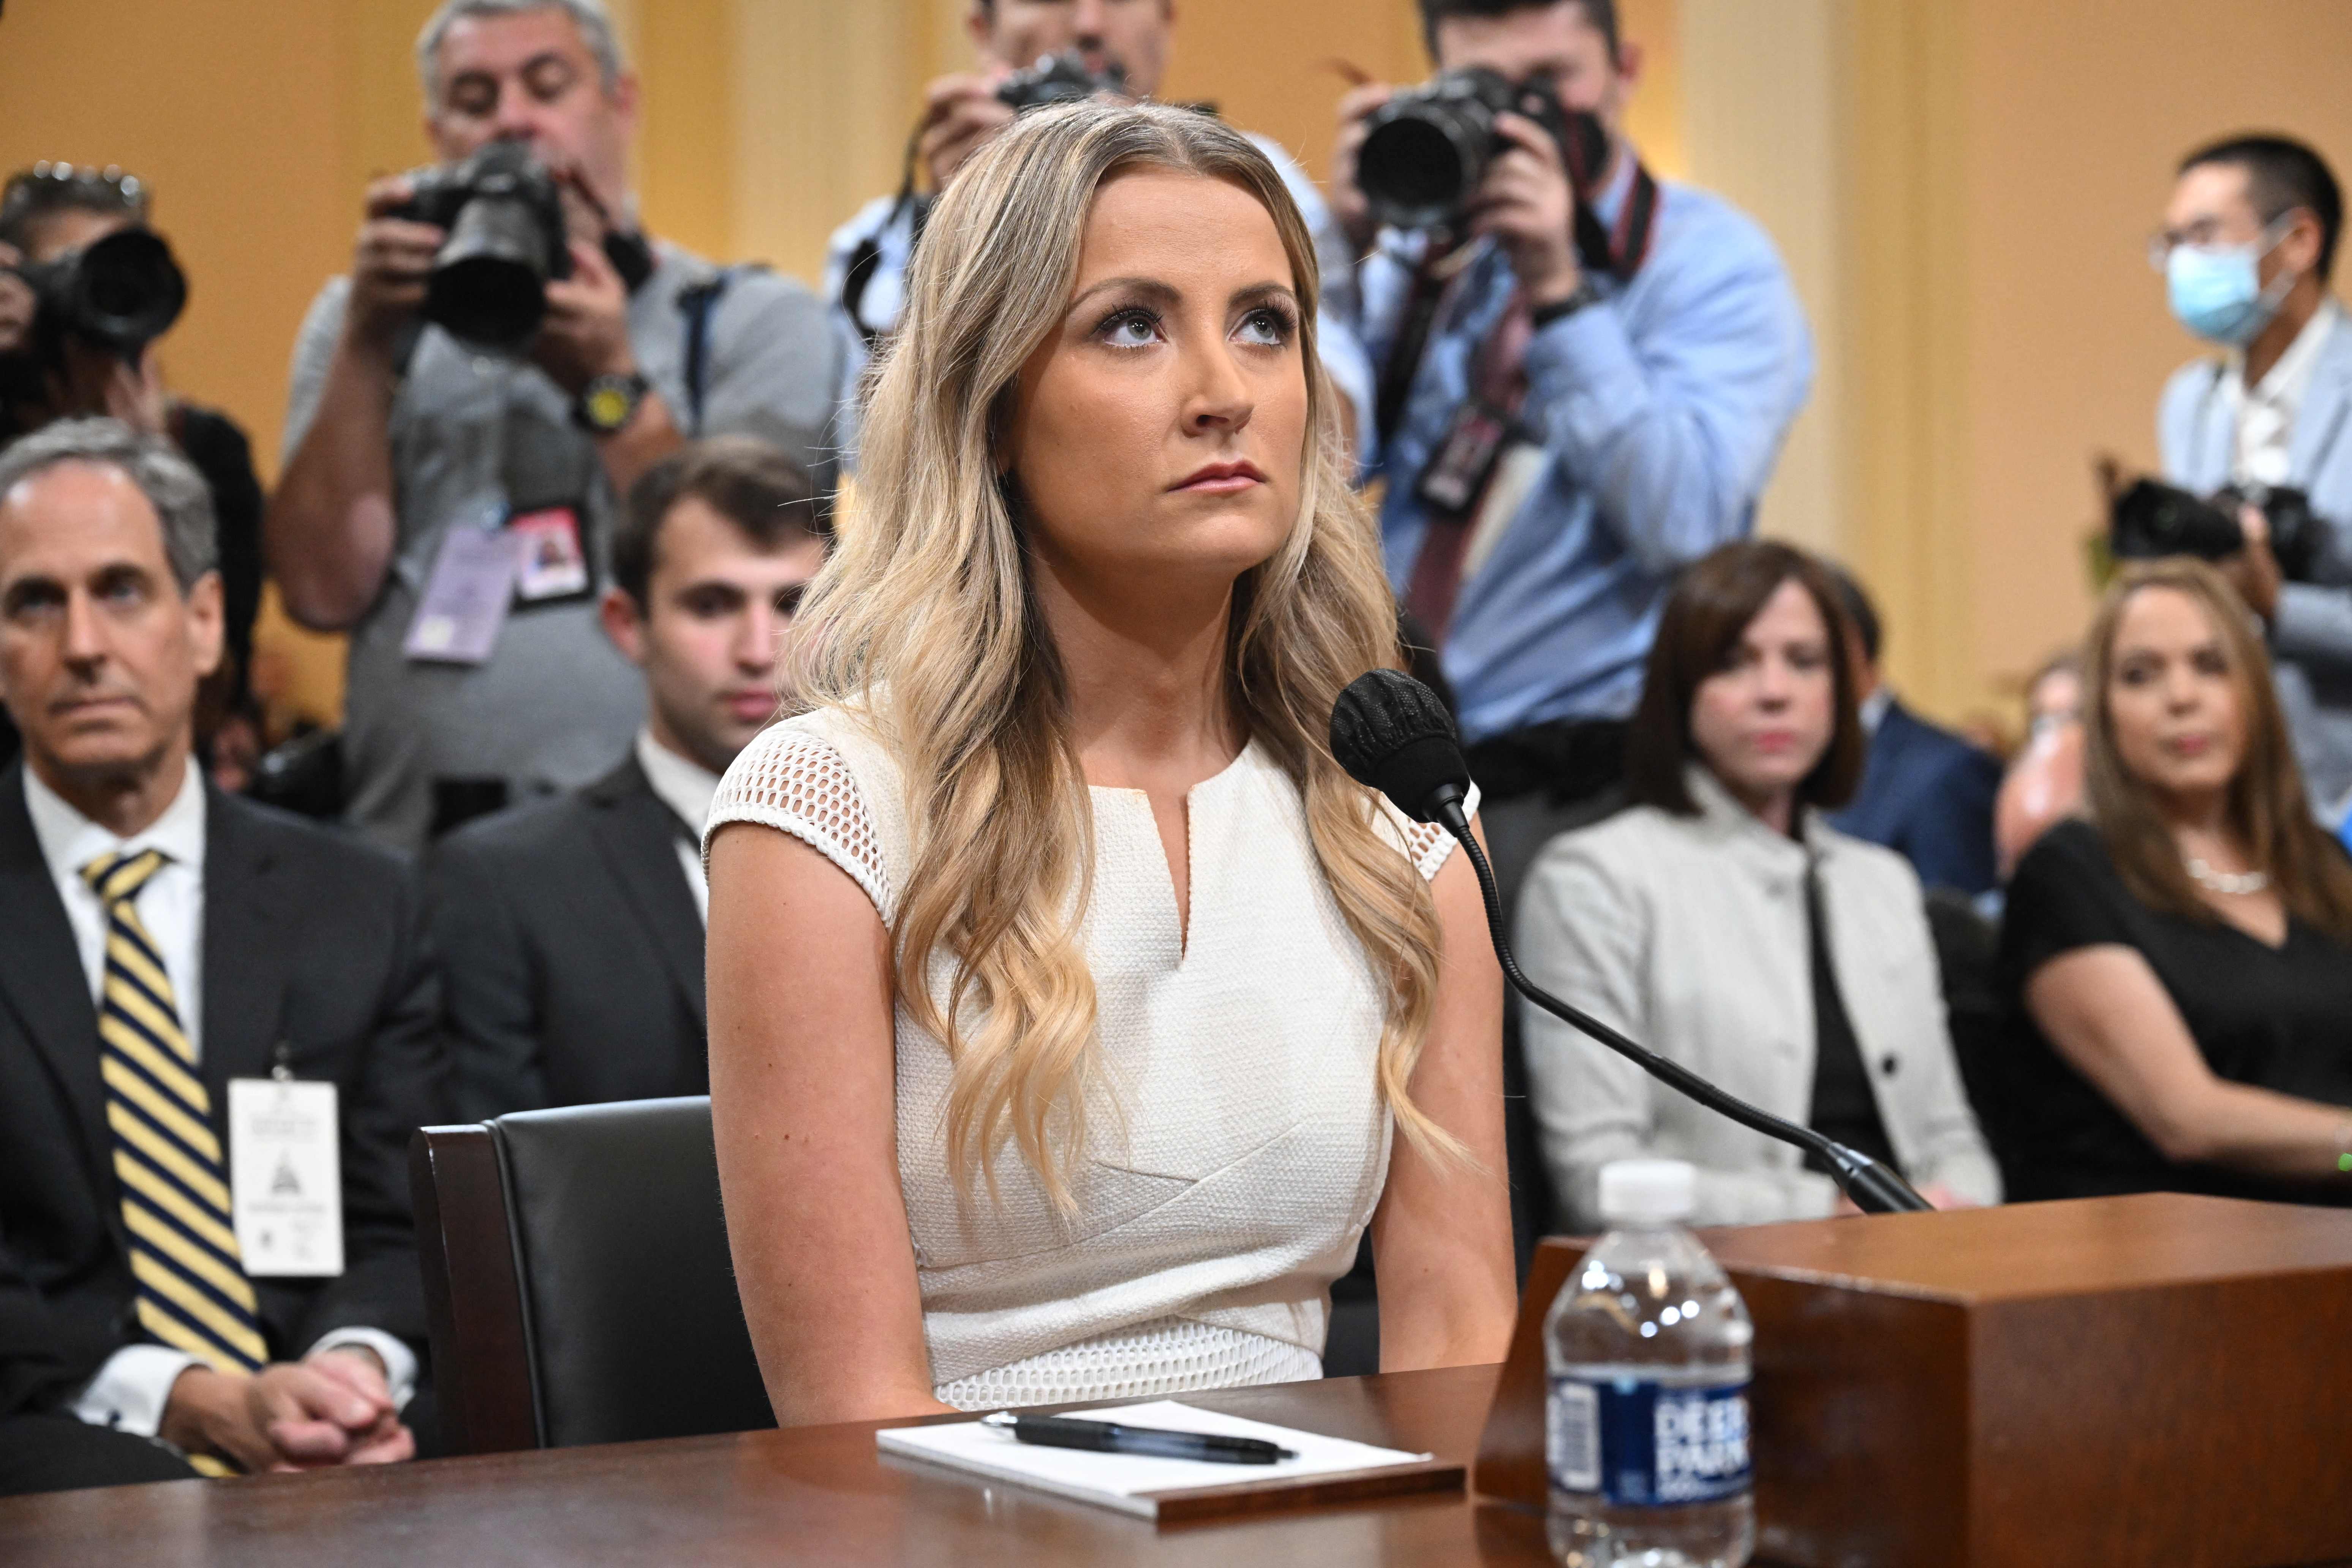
xmin=1329 ymin=669 xmax=1472 ymax=824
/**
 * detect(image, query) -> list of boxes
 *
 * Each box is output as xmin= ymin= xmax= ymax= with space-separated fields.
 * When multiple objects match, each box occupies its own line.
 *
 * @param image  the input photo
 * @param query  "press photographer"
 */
xmin=266 ymin=0 xmax=841 ymax=852
xmin=2152 ymin=134 xmax=2352 ymax=814
xmin=1334 ymin=0 xmax=1812 ymax=895
xmin=823 ymin=0 xmax=1373 ymax=445
xmin=0 ymin=164 xmax=266 ymax=746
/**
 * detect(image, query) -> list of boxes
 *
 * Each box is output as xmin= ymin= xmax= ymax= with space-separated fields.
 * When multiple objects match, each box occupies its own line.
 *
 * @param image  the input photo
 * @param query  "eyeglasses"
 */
xmin=2146 ymin=213 xmax=2291 ymax=272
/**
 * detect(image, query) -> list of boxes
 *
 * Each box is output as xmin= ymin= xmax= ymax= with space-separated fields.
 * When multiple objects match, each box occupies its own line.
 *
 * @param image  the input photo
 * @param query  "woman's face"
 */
xmin=999 ymin=167 xmax=1306 ymax=609
xmin=1689 ymin=577 xmax=1837 ymax=811
xmin=2105 ymin=585 xmax=2247 ymax=801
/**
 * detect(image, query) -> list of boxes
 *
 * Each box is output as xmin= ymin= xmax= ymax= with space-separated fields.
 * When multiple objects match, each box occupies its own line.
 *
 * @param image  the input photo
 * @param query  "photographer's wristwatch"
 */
xmin=574 ymin=371 xmax=650 ymax=436
xmin=1530 ymin=278 xmax=1604 ymax=331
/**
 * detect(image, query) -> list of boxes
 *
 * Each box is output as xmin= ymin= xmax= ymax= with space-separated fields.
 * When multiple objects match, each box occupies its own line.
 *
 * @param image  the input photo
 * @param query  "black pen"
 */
xmin=980 ymin=1411 xmax=1297 ymax=1465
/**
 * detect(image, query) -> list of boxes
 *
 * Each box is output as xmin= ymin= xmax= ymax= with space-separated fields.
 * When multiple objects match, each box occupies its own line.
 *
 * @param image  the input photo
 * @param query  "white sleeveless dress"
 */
xmin=703 ymin=707 xmax=1471 ymax=1409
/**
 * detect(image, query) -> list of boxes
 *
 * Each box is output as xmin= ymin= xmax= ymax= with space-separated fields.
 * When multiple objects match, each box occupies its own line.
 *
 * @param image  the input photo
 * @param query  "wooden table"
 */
xmin=0 ymin=1365 xmax=1575 ymax=1566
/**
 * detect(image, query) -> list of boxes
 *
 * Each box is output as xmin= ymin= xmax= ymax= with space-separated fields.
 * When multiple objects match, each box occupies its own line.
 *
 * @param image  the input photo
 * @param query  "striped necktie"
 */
xmin=82 ymin=848 xmax=269 ymax=1383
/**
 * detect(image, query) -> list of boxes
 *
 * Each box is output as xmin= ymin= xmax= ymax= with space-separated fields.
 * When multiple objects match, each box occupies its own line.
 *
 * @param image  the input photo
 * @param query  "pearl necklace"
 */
xmin=2185 ymin=857 xmax=2270 ymax=896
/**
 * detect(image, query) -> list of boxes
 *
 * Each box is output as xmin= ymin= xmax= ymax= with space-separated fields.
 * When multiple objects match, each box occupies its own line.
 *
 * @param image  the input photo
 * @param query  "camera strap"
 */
xmin=1375 ymin=261 xmax=1455 ymax=449
xmin=679 ymin=264 xmax=768 ymax=436
xmin=1404 ymin=291 xmax=1539 ymax=643
xmin=1568 ymin=153 xmax=1660 ymax=283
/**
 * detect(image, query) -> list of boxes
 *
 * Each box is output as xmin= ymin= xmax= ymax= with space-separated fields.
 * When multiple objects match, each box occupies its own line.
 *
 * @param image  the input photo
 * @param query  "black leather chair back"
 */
xmin=411 ymin=1097 xmax=775 ymax=1453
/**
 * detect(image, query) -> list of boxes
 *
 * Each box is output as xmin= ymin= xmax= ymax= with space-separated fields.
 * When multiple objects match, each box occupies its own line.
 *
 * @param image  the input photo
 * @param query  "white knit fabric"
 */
xmin=705 ymin=707 xmax=1473 ymax=1406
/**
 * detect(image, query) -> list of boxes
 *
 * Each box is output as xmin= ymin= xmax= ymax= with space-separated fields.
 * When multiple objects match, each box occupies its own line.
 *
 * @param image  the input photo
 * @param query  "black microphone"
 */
xmin=1329 ymin=669 xmax=1932 ymax=1217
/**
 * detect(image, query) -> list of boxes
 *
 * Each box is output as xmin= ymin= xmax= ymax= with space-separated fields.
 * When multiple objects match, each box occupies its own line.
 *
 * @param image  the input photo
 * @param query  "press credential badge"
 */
xmin=228 ymin=1078 xmax=343 ymax=1277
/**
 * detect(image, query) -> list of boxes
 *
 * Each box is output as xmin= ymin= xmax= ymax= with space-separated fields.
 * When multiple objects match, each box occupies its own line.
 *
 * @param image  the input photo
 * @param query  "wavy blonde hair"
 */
xmin=788 ymin=100 xmax=1453 ymax=1208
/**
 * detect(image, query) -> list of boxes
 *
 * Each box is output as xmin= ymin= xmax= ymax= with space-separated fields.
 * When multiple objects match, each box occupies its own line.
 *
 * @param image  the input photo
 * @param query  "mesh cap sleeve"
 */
xmin=704 ymin=725 xmax=896 ymax=923
xmin=1378 ymin=782 xmax=1483 ymax=882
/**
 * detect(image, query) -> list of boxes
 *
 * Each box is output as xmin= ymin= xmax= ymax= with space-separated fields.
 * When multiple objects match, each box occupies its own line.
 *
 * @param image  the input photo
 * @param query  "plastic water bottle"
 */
xmin=1543 ymin=1159 xmax=1756 ymax=1568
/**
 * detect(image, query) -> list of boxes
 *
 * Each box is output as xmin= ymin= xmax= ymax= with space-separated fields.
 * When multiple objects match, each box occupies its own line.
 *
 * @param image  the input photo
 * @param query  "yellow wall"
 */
xmin=6 ymin=0 xmax=2349 ymax=737
xmin=1955 ymin=0 xmax=2352 ymax=724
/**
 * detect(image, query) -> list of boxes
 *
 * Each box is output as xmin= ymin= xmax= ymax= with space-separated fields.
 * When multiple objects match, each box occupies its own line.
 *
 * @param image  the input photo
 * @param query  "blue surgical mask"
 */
xmin=2166 ymin=224 xmax=2292 ymax=345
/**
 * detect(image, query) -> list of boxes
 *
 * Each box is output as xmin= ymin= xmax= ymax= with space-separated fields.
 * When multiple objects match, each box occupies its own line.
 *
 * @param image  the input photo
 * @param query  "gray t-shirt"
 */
xmin=282 ymin=242 xmax=841 ymax=852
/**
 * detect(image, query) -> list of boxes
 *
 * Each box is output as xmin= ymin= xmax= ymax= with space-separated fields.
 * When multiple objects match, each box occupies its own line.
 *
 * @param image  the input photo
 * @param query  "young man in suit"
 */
xmin=0 ymin=419 xmax=448 ymax=1478
xmin=427 ymin=438 xmax=822 ymax=1119
xmin=1823 ymin=567 xmax=2002 ymax=896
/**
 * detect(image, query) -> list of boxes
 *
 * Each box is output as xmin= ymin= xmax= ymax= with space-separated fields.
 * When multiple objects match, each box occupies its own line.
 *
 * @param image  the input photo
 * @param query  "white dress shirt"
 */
xmin=637 ymin=729 xmax=720 ymax=923
xmin=22 ymin=760 xmax=417 ymax=1437
xmin=2226 ymin=299 xmax=2341 ymax=487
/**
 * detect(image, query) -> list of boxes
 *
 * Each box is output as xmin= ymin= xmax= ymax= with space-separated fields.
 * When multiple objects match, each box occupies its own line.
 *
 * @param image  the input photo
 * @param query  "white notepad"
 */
xmin=875 ymin=1400 xmax=1448 ymax=1521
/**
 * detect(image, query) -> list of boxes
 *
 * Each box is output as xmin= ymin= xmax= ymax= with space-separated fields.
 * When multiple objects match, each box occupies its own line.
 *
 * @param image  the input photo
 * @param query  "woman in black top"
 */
xmin=1998 ymin=557 xmax=2352 ymax=1205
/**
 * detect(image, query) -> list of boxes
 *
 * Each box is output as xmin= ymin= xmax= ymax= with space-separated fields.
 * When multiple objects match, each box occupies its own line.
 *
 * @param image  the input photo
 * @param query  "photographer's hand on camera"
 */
xmin=1467 ymin=111 xmax=1582 ymax=308
xmin=1331 ymin=82 xmax=1396 ymax=259
xmin=918 ymin=73 xmax=1019 ymax=192
xmin=532 ymin=234 xmax=634 ymax=395
xmin=346 ymin=176 xmax=444 ymax=361
xmin=49 ymin=335 xmax=169 ymax=436
xmin=2221 ymin=504 xmax=2285 ymax=621
xmin=269 ymin=173 xmax=437 ymax=631
xmin=535 ymin=234 xmax=684 ymax=496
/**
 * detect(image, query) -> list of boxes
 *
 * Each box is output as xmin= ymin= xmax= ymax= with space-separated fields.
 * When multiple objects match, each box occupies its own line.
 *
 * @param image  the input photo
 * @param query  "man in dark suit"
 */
xmin=1823 ymin=566 xmax=2003 ymax=895
xmin=428 ymin=438 xmax=822 ymax=1118
xmin=1 ymin=1237 xmax=197 ymax=1494
xmin=0 ymin=419 xmax=447 ymax=1478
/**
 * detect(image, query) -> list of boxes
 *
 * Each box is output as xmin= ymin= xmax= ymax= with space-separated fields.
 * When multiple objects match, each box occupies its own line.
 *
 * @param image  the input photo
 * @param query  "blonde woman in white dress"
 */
xmin=703 ymin=101 xmax=1516 ymax=1426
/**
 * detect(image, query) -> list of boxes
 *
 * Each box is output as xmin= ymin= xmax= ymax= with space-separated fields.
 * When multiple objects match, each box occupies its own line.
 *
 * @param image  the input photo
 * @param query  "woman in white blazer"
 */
xmin=1518 ymin=541 xmax=2001 ymax=1229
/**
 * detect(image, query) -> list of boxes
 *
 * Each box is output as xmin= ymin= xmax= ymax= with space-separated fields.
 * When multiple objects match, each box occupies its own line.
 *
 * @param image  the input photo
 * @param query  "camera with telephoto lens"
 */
xmin=2109 ymin=476 xmax=2320 ymax=582
xmin=995 ymin=51 xmax=1129 ymax=112
xmin=1355 ymin=66 xmax=1609 ymax=232
xmin=6 ymin=226 xmax=187 ymax=360
xmin=392 ymin=140 xmax=573 ymax=350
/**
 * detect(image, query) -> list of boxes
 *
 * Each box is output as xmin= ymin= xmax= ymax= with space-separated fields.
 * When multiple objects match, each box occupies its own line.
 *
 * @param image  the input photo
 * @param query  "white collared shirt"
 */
xmin=25 ymin=756 xmax=209 ymax=1058
xmin=1859 ymin=686 xmax=1893 ymax=737
xmin=2226 ymin=299 xmax=2341 ymax=487
xmin=635 ymin=729 xmax=721 ymax=923
xmin=21 ymin=760 xmax=417 ymax=1438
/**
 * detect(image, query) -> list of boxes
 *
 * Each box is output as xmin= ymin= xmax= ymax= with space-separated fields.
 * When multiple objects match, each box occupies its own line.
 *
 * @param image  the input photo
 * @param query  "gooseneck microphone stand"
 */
xmin=1424 ymin=780 xmax=1932 ymax=1216
xmin=1328 ymin=667 xmax=1930 ymax=1216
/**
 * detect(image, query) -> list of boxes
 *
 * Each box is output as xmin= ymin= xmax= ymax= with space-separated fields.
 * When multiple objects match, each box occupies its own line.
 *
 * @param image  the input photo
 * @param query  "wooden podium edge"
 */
xmin=1471 ymin=1236 xmax=1583 ymax=1506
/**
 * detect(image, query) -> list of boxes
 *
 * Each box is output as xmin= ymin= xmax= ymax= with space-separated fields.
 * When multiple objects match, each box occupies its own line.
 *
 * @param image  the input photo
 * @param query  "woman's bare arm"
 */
xmin=705 ymin=824 xmax=952 ymax=1426
xmin=1369 ymin=819 xmax=1519 ymax=1372
xmin=2027 ymin=945 xmax=2350 ymax=1179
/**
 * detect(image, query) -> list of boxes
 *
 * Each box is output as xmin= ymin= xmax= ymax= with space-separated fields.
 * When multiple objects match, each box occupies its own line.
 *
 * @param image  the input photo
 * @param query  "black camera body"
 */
xmin=1356 ymin=67 xmax=1609 ymax=232
xmin=996 ymin=51 xmax=1128 ymax=113
xmin=393 ymin=140 xmax=573 ymax=350
xmin=7 ymin=226 xmax=187 ymax=361
xmin=2110 ymin=476 xmax=2320 ymax=582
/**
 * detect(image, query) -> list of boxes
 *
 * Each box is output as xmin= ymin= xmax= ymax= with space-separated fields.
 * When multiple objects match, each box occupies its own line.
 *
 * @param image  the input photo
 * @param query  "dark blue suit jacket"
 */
xmin=1827 ymin=699 xmax=2003 ymax=895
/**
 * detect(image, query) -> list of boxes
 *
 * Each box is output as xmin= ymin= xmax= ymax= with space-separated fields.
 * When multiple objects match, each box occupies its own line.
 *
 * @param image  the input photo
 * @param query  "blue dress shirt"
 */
xmin=1357 ymin=162 xmax=1813 ymax=743
xmin=823 ymin=130 xmax=1376 ymax=463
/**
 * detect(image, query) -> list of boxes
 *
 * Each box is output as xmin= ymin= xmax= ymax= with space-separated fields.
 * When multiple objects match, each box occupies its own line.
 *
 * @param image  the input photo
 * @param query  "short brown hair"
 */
xmin=2082 ymin=557 xmax=2352 ymax=943
xmin=613 ymin=436 xmax=819 ymax=607
xmin=1625 ymin=539 xmax=1865 ymax=817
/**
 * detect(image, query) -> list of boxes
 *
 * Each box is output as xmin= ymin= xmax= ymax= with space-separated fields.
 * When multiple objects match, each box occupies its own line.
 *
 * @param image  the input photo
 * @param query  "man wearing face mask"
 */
xmin=269 ymin=0 xmax=841 ymax=853
xmin=2155 ymin=134 xmax=2352 ymax=816
xmin=823 ymin=0 xmax=1373 ymax=450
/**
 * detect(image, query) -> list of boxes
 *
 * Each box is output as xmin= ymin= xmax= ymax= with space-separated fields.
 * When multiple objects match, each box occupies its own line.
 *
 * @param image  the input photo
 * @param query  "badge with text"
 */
xmin=404 ymin=519 xmax=519 ymax=665
xmin=227 ymin=1077 xmax=343 ymax=1278
xmin=1413 ymin=395 xmax=1516 ymax=517
xmin=508 ymin=503 xmax=593 ymax=605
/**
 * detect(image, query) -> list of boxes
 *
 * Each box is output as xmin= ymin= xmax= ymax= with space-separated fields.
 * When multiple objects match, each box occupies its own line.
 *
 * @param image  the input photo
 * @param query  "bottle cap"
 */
xmin=1598 ymin=1159 xmax=1696 ymax=1225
